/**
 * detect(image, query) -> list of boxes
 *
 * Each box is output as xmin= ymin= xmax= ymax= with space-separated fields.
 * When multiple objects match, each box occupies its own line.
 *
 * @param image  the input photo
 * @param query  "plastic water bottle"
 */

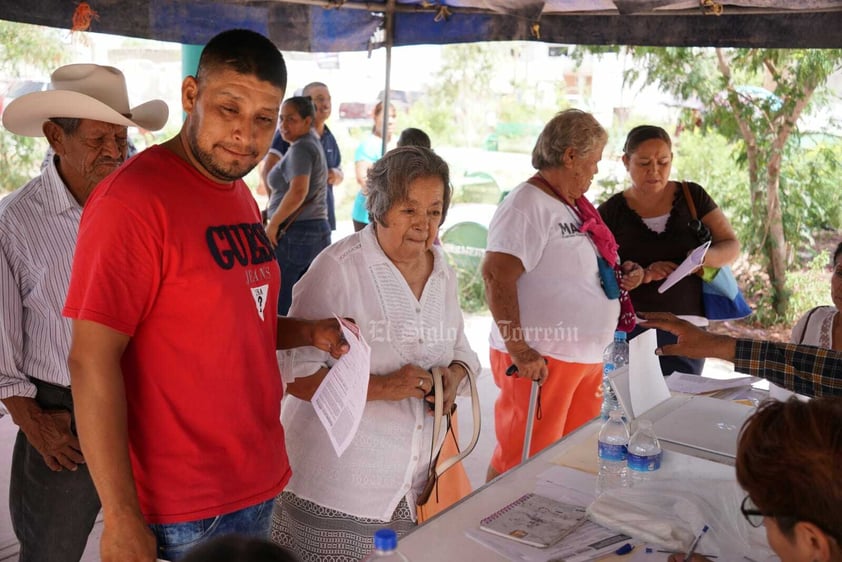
xmin=362 ymin=529 xmax=410 ymax=561
xmin=627 ymin=419 xmax=662 ymax=486
xmin=601 ymin=331 xmax=628 ymax=419
xmin=596 ymin=409 xmax=629 ymax=495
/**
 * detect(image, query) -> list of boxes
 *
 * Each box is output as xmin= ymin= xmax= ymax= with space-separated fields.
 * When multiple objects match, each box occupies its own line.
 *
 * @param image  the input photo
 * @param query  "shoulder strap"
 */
xmin=797 ymin=306 xmax=823 ymax=344
xmin=680 ymin=180 xmax=698 ymax=220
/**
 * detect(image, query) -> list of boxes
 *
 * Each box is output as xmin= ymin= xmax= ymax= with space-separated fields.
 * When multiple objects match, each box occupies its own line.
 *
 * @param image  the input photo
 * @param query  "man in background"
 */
xmin=0 ymin=63 xmax=168 ymax=562
xmin=260 ymin=81 xmax=343 ymax=238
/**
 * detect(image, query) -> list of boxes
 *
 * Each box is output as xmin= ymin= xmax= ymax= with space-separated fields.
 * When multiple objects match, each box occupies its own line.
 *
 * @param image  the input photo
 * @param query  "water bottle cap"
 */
xmin=614 ymin=331 xmax=627 ymax=341
xmin=637 ymin=419 xmax=654 ymax=430
xmin=374 ymin=528 xmax=398 ymax=551
xmin=608 ymin=409 xmax=624 ymax=420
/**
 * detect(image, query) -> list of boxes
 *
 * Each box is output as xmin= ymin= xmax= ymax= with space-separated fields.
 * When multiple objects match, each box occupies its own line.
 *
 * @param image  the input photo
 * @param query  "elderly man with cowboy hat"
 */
xmin=0 ymin=63 xmax=167 ymax=562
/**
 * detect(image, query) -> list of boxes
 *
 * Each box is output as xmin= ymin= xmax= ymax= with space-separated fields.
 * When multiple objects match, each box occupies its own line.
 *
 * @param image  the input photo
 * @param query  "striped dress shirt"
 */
xmin=734 ymin=339 xmax=842 ymax=397
xmin=0 ymin=157 xmax=82 ymax=400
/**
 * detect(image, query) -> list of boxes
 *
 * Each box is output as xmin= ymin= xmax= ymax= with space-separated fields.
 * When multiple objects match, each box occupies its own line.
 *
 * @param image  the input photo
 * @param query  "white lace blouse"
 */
xmin=278 ymin=225 xmax=480 ymax=521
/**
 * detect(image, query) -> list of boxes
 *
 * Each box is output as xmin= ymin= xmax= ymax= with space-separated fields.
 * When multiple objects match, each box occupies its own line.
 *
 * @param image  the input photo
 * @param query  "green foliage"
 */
xmin=784 ymin=250 xmax=833 ymax=325
xmin=409 ymin=43 xmax=565 ymax=150
xmin=0 ymin=21 xmax=68 ymax=192
xmin=743 ymin=250 xmax=832 ymax=327
xmin=673 ymin=128 xmax=752 ymax=244
xmin=779 ymin=136 xmax=842 ymax=251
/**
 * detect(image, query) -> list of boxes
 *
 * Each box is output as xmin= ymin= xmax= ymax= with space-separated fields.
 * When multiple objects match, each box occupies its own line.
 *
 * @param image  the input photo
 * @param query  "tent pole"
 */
xmin=381 ymin=0 xmax=395 ymax=155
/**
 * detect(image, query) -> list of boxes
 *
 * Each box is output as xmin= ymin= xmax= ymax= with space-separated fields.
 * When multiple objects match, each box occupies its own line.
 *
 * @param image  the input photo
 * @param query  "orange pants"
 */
xmin=490 ymin=348 xmax=602 ymax=474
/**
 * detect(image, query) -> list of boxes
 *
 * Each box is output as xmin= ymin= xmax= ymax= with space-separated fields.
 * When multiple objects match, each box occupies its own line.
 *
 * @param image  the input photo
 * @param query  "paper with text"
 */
xmin=311 ymin=317 xmax=370 ymax=457
xmin=657 ymin=241 xmax=710 ymax=294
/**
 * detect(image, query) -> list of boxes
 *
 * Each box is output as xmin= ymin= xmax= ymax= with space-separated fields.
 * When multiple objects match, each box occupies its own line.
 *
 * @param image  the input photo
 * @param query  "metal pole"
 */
xmin=521 ymin=380 xmax=539 ymax=463
xmin=380 ymin=0 xmax=395 ymax=156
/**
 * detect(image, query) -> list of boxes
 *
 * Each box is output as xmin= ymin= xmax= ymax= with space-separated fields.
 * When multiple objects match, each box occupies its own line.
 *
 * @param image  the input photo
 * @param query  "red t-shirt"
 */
xmin=64 ymin=146 xmax=290 ymax=523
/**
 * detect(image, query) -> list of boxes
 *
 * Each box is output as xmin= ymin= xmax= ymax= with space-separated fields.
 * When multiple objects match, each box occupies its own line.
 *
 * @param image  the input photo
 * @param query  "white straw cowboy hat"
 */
xmin=2 ymin=63 xmax=168 ymax=137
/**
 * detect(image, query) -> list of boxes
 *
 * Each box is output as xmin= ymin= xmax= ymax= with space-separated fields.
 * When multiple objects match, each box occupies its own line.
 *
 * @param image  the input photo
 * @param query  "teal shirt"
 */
xmin=351 ymin=134 xmax=385 ymax=223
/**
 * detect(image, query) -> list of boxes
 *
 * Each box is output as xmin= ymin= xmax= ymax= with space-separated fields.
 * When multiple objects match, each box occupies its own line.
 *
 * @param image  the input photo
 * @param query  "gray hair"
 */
xmin=531 ymin=109 xmax=608 ymax=170
xmin=366 ymin=146 xmax=452 ymax=227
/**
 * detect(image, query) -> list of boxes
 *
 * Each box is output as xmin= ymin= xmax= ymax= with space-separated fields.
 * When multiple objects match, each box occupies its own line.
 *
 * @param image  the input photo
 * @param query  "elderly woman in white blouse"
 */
xmin=271 ymin=146 xmax=480 ymax=560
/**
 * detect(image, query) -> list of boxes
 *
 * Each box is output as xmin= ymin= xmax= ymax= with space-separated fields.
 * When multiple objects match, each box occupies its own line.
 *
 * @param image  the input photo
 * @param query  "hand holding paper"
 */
xmin=657 ymin=241 xmax=711 ymax=294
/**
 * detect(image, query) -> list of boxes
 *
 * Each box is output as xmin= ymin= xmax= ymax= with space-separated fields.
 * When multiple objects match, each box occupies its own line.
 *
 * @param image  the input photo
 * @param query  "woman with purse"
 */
xmin=265 ymin=96 xmax=330 ymax=315
xmin=599 ymin=125 xmax=740 ymax=376
xmin=271 ymin=146 xmax=480 ymax=560
xmin=482 ymin=109 xmax=645 ymax=482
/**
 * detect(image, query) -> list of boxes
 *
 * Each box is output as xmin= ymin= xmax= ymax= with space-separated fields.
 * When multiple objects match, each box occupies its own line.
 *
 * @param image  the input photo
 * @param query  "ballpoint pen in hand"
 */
xmin=685 ymin=524 xmax=710 ymax=559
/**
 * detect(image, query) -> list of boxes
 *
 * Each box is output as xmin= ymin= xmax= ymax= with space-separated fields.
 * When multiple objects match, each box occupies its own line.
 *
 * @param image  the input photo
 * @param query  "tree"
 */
xmin=592 ymin=47 xmax=842 ymax=317
xmin=0 ymin=21 xmax=68 ymax=191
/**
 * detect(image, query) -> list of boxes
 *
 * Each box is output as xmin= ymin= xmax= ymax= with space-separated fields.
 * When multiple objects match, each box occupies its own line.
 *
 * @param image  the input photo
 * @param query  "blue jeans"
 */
xmin=273 ymin=219 xmax=331 ymax=315
xmin=149 ymin=498 xmax=274 ymax=561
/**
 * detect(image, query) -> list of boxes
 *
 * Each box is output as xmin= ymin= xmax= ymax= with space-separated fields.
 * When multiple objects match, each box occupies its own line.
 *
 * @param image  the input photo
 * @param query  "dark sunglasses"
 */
xmin=688 ymin=218 xmax=711 ymax=244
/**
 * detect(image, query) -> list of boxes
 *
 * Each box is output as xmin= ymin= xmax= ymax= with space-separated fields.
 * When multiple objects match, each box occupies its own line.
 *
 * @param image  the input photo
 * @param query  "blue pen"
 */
xmin=614 ymin=543 xmax=634 ymax=555
xmin=685 ymin=525 xmax=710 ymax=559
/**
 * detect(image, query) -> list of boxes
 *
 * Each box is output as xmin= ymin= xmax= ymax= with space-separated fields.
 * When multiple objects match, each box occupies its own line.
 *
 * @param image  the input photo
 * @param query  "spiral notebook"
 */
xmin=479 ymin=493 xmax=587 ymax=548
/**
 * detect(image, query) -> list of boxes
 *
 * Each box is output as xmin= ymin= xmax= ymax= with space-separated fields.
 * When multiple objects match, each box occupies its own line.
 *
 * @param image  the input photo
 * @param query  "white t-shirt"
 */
xmin=486 ymin=182 xmax=619 ymax=363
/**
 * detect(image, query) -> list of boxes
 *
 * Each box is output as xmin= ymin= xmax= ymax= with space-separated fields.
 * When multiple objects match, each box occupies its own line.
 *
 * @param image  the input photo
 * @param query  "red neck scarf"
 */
xmin=528 ymin=174 xmax=636 ymax=332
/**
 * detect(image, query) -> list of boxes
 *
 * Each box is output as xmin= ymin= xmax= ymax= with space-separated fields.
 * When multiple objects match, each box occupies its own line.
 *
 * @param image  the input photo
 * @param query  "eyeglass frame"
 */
xmin=740 ymin=495 xmax=765 ymax=527
xmin=741 ymin=495 xmax=841 ymax=545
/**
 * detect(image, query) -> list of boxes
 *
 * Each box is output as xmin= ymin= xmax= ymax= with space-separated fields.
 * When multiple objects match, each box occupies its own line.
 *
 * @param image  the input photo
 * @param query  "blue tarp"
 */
xmin=2 ymin=1 xmax=842 ymax=50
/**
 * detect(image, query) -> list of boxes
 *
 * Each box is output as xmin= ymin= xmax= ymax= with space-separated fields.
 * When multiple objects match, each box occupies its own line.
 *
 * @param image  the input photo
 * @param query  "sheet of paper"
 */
xmin=657 ymin=240 xmax=710 ymax=294
xmin=629 ymin=329 xmax=671 ymax=417
xmin=311 ymin=317 xmax=370 ymax=457
xmin=533 ymin=465 xmax=596 ymax=508
xmin=665 ymin=373 xmax=761 ymax=395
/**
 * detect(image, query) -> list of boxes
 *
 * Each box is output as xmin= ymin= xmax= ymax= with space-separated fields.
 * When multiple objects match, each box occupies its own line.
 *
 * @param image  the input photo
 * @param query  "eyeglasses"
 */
xmin=741 ymin=495 xmax=842 ymax=545
xmin=688 ymin=219 xmax=712 ymax=244
xmin=740 ymin=495 xmax=765 ymax=527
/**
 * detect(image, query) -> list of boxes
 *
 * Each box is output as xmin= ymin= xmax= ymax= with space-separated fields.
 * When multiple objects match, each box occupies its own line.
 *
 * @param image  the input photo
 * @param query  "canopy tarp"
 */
xmin=2 ymin=1 xmax=842 ymax=50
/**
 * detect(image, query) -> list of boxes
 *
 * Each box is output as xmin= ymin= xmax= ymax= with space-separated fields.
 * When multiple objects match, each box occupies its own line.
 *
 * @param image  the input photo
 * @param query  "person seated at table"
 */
xmin=767 ymin=241 xmax=842 ymax=400
xmin=639 ymin=312 xmax=842 ymax=396
xmin=270 ymin=146 xmax=481 ymax=560
xmin=670 ymin=396 xmax=842 ymax=562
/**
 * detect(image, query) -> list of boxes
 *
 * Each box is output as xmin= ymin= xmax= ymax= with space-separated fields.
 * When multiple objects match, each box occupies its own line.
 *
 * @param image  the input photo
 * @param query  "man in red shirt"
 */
xmin=63 ymin=29 xmax=348 ymax=562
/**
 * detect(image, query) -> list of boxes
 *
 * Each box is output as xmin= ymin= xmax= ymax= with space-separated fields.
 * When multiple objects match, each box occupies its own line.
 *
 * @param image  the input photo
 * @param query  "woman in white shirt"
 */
xmin=271 ymin=146 xmax=480 ymax=560
xmin=482 ymin=109 xmax=644 ymax=481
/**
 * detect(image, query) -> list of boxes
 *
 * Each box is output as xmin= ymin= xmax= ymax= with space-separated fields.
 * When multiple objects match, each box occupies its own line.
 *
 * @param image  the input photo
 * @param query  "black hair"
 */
xmin=197 ymin=29 xmax=287 ymax=91
xmin=397 ymin=128 xmax=432 ymax=149
xmin=283 ymin=96 xmax=316 ymax=120
xmin=833 ymin=242 xmax=842 ymax=265
xmin=622 ymin=125 xmax=672 ymax=155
